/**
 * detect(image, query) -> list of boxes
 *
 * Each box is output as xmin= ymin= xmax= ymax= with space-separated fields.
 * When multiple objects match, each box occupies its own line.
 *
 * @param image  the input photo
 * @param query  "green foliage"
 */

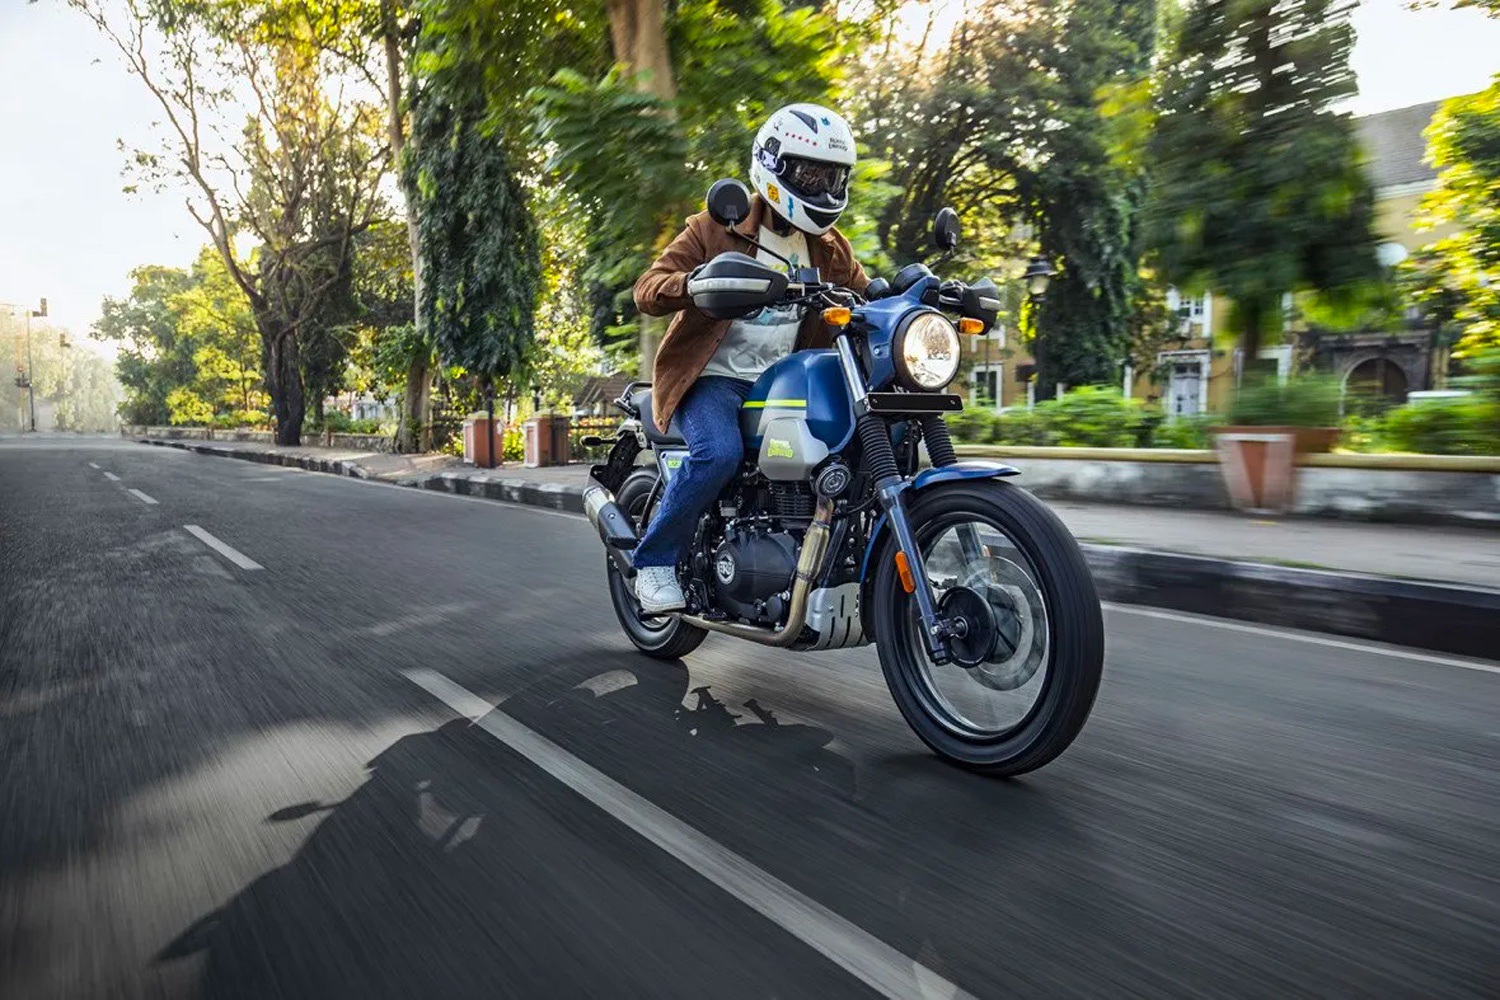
xmin=1146 ymin=0 xmax=1380 ymax=360
xmin=948 ymin=388 xmax=1206 ymax=448
xmin=1035 ymin=387 xmax=1155 ymax=447
xmin=945 ymin=408 xmax=1001 ymax=445
xmin=166 ymin=386 xmax=215 ymax=426
xmin=1226 ymin=374 xmax=1344 ymax=427
xmin=1410 ymin=79 xmax=1500 ymax=359
xmin=1380 ymin=396 xmax=1500 ymax=455
xmin=529 ymin=0 xmax=850 ymax=346
xmin=411 ymin=92 xmax=542 ymax=401
xmin=318 ymin=410 xmax=386 ymax=434
xmin=994 ymin=408 xmax=1053 ymax=446
xmin=1149 ymin=412 xmax=1217 ymax=449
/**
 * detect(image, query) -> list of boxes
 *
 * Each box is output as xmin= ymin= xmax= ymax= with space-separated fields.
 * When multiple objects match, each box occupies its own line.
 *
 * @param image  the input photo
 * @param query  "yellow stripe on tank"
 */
xmin=741 ymin=399 xmax=807 ymax=409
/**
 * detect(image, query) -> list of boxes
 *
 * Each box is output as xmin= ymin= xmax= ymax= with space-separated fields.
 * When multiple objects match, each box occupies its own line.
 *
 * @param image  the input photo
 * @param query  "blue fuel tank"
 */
xmin=738 ymin=350 xmax=855 ymax=454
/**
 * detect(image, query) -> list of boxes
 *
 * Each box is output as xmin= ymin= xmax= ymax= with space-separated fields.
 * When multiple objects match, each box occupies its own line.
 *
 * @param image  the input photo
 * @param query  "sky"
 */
xmin=2 ymin=1 xmax=1498 ymax=357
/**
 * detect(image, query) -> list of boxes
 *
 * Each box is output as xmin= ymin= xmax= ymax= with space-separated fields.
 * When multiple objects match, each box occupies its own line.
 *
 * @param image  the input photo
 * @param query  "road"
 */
xmin=2 ymin=435 xmax=1497 ymax=999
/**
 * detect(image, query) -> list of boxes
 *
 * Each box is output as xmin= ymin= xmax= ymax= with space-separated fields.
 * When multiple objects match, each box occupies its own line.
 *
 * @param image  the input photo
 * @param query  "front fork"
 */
xmin=877 ymin=480 xmax=956 ymax=664
xmin=836 ymin=333 xmax=957 ymax=664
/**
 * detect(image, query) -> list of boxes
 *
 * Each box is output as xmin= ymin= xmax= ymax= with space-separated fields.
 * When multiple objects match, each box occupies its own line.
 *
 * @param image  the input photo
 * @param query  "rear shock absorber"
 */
xmin=920 ymin=414 xmax=958 ymax=467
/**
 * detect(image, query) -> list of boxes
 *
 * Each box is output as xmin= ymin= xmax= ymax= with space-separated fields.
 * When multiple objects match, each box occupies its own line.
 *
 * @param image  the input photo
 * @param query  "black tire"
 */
xmin=871 ymin=480 xmax=1104 ymax=775
xmin=607 ymin=468 xmax=709 ymax=660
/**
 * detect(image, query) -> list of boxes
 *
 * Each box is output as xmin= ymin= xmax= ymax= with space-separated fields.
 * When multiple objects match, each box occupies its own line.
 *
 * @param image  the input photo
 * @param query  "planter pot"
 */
xmin=1209 ymin=425 xmax=1343 ymax=512
xmin=1210 ymin=426 xmax=1298 ymax=514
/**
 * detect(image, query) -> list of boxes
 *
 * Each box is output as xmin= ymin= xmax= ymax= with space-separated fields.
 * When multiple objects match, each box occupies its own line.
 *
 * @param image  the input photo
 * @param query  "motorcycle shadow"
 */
xmin=156 ymin=652 xmax=1085 ymax=998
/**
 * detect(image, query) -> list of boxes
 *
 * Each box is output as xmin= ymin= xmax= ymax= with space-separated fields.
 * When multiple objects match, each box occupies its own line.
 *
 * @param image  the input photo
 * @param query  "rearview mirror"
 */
xmin=933 ymin=207 xmax=960 ymax=251
xmin=707 ymin=179 xmax=752 ymax=227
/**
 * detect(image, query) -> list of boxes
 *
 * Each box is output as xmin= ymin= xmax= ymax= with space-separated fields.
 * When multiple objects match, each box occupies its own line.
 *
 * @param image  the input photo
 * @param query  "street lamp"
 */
xmin=4 ymin=297 xmax=47 ymax=432
xmin=1023 ymin=256 xmax=1055 ymax=299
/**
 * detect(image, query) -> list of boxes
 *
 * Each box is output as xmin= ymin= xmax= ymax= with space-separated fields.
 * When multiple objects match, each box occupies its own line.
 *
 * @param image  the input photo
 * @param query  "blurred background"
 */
xmin=1 ymin=0 xmax=1498 ymax=461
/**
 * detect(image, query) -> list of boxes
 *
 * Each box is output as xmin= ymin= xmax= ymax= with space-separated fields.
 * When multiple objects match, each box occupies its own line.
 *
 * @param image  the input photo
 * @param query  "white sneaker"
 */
xmin=634 ymin=565 xmax=686 ymax=614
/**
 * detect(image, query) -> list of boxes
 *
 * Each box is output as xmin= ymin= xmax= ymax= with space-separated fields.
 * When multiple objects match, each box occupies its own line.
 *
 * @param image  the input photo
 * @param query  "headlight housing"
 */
xmin=895 ymin=312 xmax=961 ymax=391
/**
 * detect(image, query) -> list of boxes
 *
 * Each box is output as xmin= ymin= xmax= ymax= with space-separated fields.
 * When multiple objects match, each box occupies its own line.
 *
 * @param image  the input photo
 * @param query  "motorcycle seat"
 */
xmin=630 ymin=388 xmax=687 ymax=446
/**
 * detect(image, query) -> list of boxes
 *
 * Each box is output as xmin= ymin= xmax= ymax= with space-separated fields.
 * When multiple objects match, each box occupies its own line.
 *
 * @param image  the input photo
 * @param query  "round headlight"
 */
xmin=896 ymin=312 xmax=961 ymax=391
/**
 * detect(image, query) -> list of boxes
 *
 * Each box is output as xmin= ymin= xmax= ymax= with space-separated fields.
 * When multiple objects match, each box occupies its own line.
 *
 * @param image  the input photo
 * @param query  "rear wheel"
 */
xmin=607 ymin=468 xmax=708 ymax=660
xmin=871 ymin=480 xmax=1103 ymax=775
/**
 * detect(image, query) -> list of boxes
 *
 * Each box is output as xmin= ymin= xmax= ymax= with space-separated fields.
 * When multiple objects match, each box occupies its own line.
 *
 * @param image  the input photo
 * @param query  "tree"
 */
xmin=172 ymin=249 xmax=264 ymax=416
xmin=532 ymin=0 xmax=851 ymax=365
xmin=1410 ymin=79 xmax=1500 ymax=360
xmin=411 ymin=92 xmax=542 ymax=420
xmin=93 ymin=265 xmax=196 ymax=426
xmin=851 ymin=0 xmax=1158 ymax=397
xmin=1146 ymin=0 xmax=1380 ymax=365
xmin=70 ymin=0 xmax=388 ymax=445
xmin=1 ymin=313 xmax=119 ymax=433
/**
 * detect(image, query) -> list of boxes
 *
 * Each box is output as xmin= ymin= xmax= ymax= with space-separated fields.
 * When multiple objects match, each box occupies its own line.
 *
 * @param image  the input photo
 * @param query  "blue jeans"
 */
xmin=633 ymin=376 xmax=752 ymax=568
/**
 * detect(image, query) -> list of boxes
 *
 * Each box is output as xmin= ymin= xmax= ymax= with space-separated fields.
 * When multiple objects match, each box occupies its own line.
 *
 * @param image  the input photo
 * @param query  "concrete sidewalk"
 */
xmin=133 ymin=434 xmax=1500 ymax=658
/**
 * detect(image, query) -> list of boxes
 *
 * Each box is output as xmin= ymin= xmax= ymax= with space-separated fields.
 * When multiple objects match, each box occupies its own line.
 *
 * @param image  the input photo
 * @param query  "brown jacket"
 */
xmin=633 ymin=194 xmax=869 ymax=432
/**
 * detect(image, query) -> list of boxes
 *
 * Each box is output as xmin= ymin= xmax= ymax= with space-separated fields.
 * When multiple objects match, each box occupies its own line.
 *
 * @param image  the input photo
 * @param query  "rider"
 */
xmin=631 ymin=103 xmax=871 ymax=613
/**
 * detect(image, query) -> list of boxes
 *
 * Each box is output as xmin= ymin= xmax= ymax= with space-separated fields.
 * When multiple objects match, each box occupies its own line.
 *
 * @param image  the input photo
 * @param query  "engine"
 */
xmin=710 ymin=525 xmax=799 ymax=624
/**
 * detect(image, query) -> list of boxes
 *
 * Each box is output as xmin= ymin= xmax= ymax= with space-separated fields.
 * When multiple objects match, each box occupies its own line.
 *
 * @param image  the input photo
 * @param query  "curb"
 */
xmin=140 ymin=437 xmax=1499 ymax=660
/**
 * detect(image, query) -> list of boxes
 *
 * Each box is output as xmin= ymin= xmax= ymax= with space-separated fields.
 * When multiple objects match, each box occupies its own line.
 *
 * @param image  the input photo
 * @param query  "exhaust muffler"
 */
xmin=583 ymin=481 xmax=638 ymax=577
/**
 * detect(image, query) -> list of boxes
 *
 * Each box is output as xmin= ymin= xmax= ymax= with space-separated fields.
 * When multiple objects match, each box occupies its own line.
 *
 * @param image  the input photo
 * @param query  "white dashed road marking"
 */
xmin=183 ymin=525 xmax=264 ymax=571
xmin=102 ymin=472 xmax=120 ymax=481
xmin=127 ymin=489 xmax=159 ymax=505
xmin=403 ymin=667 xmax=975 ymax=1000
xmin=88 ymin=462 xmax=100 ymax=469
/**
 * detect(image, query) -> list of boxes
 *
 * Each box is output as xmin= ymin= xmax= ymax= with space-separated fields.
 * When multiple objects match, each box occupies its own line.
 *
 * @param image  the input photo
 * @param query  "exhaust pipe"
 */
xmin=681 ymin=497 xmax=835 ymax=648
xmin=584 ymin=480 xmax=638 ymax=577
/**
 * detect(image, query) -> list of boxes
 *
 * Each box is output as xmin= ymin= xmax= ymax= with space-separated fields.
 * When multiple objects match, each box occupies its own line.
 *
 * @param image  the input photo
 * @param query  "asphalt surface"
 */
xmin=3 ymin=434 xmax=1498 ymax=1000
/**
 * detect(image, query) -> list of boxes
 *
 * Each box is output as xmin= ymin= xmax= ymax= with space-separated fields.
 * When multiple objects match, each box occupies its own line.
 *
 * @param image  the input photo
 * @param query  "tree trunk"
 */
xmin=396 ymin=356 xmax=432 ymax=452
xmin=382 ymin=0 xmax=433 ymax=454
xmin=606 ymin=0 xmax=676 ymax=101
xmin=606 ymin=0 xmax=677 ymax=376
xmin=264 ymin=328 xmax=306 ymax=447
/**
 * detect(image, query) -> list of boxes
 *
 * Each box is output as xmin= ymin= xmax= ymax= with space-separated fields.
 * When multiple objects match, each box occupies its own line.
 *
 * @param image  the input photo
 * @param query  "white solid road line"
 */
xmin=127 ymin=488 xmax=159 ymax=505
xmin=183 ymin=524 xmax=264 ymax=570
xmin=88 ymin=462 xmax=100 ymax=469
xmin=1104 ymin=604 xmax=1500 ymax=675
xmin=102 ymin=471 xmax=120 ymax=481
xmin=403 ymin=667 xmax=976 ymax=1000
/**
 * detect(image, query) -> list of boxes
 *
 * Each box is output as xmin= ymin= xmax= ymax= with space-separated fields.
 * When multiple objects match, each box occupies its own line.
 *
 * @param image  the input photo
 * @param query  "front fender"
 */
xmin=859 ymin=461 xmax=1021 ymax=582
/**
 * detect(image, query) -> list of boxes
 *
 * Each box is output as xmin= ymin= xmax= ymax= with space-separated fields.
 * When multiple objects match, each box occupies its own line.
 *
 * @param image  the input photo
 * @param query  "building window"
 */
xmin=970 ymin=363 xmax=1003 ymax=412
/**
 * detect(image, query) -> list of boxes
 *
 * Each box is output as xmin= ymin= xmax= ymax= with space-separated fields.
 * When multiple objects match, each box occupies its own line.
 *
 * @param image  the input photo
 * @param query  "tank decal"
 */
xmin=741 ymin=399 xmax=806 ymax=409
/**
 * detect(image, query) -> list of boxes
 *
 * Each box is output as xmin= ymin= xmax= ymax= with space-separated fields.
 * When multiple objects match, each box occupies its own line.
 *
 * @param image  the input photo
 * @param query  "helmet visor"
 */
xmin=780 ymin=156 xmax=850 ymax=203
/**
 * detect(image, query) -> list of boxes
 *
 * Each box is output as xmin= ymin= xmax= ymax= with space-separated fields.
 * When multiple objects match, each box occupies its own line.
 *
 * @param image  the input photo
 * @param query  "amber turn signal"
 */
xmin=821 ymin=307 xmax=852 ymax=327
xmin=957 ymin=318 xmax=985 ymax=335
xmin=894 ymin=551 xmax=916 ymax=594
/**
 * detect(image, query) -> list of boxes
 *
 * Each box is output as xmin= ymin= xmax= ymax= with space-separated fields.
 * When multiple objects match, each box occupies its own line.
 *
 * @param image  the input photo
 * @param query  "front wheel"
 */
xmin=871 ymin=480 xmax=1103 ymax=775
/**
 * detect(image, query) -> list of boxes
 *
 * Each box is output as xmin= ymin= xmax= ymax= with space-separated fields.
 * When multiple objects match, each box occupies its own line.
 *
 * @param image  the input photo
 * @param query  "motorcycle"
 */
xmin=583 ymin=179 xmax=1104 ymax=775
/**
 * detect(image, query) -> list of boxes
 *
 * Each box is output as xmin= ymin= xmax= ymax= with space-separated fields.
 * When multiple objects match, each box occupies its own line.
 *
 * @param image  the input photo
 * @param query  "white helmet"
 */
xmin=749 ymin=103 xmax=857 ymax=236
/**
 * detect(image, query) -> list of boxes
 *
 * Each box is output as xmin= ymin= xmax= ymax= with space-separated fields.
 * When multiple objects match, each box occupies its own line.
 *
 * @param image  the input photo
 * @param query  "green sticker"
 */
xmin=766 ymin=438 xmax=795 ymax=459
xmin=665 ymin=456 xmax=683 ymax=469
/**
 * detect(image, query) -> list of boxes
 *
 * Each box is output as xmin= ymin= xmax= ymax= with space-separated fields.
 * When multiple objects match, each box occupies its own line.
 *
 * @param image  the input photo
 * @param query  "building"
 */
xmin=966 ymin=98 xmax=1460 ymax=415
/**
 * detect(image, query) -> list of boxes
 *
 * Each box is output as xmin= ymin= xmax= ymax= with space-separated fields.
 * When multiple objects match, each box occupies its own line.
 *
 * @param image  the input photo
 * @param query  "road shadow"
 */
xmin=156 ymin=653 xmax=1087 ymax=998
